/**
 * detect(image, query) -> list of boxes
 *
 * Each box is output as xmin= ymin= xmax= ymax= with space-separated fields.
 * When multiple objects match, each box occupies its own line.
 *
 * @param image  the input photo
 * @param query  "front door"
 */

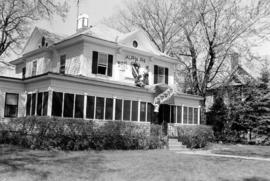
xmin=158 ymin=104 xmax=170 ymax=135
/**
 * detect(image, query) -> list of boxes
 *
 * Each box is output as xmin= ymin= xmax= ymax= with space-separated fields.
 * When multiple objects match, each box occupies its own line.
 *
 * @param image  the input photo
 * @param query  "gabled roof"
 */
xmin=36 ymin=27 xmax=65 ymax=43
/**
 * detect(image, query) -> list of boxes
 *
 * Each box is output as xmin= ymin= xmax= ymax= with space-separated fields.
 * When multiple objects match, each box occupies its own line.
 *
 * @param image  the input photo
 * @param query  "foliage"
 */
xmin=177 ymin=125 xmax=214 ymax=149
xmin=0 ymin=117 xmax=166 ymax=150
xmin=0 ymin=0 xmax=68 ymax=56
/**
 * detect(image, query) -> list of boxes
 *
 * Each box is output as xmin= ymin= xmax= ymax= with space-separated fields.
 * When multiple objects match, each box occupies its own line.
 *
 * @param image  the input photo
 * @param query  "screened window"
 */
xmin=188 ymin=107 xmax=193 ymax=124
xmin=140 ymin=102 xmax=146 ymax=122
xmin=43 ymin=92 xmax=48 ymax=116
xmin=177 ymin=106 xmax=182 ymax=123
xmin=75 ymin=95 xmax=84 ymax=118
xmin=64 ymin=93 xmax=74 ymax=118
xmin=105 ymin=98 xmax=113 ymax=120
xmin=194 ymin=108 xmax=198 ymax=124
xmin=31 ymin=93 xmax=36 ymax=116
xmin=132 ymin=101 xmax=138 ymax=121
xmin=96 ymin=97 xmax=104 ymax=119
xmin=183 ymin=107 xmax=188 ymax=124
xmin=26 ymin=94 xmax=31 ymax=116
xmin=115 ymin=99 xmax=122 ymax=120
xmin=59 ymin=55 xmax=66 ymax=74
xmin=37 ymin=93 xmax=43 ymax=116
xmin=4 ymin=93 xmax=18 ymax=118
xmin=86 ymin=96 xmax=95 ymax=119
xmin=123 ymin=100 xmax=131 ymax=121
xmin=147 ymin=103 xmax=153 ymax=122
xmin=32 ymin=61 xmax=37 ymax=76
xmin=52 ymin=92 xmax=63 ymax=117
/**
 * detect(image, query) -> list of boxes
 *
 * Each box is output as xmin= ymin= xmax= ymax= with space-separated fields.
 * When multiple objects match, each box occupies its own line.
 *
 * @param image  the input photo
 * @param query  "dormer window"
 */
xmin=133 ymin=40 xmax=138 ymax=48
xmin=39 ymin=37 xmax=48 ymax=48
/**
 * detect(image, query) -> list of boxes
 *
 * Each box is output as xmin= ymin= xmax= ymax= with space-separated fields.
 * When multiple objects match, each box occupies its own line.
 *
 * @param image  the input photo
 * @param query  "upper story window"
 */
xmin=32 ymin=61 xmax=37 ymax=76
xmin=22 ymin=67 xmax=26 ymax=79
xmin=59 ymin=55 xmax=66 ymax=74
xmin=154 ymin=65 xmax=169 ymax=84
xmin=92 ymin=51 xmax=113 ymax=77
xmin=133 ymin=41 xmax=138 ymax=48
xmin=4 ymin=93 xmax=19 ymax=118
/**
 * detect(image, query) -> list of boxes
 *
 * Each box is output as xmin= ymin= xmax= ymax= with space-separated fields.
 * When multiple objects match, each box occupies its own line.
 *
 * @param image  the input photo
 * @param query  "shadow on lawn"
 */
xmin=243 ymin=177 xmax=270 ymax=181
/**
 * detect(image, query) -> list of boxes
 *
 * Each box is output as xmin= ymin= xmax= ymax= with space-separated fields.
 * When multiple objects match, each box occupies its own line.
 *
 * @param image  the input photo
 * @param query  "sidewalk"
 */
xmin=175 ymin=150 xmax=270 ymax=162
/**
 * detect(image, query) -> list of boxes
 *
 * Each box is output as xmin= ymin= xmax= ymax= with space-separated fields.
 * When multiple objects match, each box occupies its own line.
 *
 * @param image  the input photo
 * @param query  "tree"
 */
xmin=104 ymin=0 xmax=270 ymax=122
xmin=0 ymin=0 xmax=69 ymax=57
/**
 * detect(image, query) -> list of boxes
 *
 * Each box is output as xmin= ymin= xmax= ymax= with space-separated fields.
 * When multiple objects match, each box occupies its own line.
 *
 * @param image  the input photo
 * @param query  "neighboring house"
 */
xmin=0 ymin=14 xmax=203 ymax=131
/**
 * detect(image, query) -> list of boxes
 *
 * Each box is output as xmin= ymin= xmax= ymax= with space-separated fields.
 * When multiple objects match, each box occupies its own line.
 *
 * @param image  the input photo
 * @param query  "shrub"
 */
xmin=0 ymin=117 xmax=166 ymax=150
xmin=177 ymin=125 xmax=214 ymax=149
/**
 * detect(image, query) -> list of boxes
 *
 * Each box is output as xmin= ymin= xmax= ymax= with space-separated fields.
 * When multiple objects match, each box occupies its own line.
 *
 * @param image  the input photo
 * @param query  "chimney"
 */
xmin=230 ymin=52 xmax=240 ymax=71
xmin=77 ymin=13 xmax=89 ymax=32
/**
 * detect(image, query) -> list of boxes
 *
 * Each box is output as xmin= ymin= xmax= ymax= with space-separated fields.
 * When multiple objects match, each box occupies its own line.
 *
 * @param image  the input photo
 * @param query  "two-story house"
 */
xmin=0 ymin=14 xmax=203 ymax=129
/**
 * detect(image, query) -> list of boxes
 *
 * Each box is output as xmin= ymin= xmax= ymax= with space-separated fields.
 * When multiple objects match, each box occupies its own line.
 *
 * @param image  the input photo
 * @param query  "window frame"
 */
xmin=4 ymin=93 xmax=19 ymax=118
xmin=97 ymin=52 xmax=108 ymax=75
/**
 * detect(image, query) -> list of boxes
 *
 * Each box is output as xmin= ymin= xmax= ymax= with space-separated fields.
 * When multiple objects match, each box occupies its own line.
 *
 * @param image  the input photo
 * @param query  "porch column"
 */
xmin=113 ymin=96 xmax=116 ymax=120
xmin=83 ymin=93 xmax=87 ymax=119
xmin=22 ymin=91 xmax=27 ymax=117
xmin=198 ymin=106 xmax=201 ymax=125
xmin=181 ymin=105 xmax=184 ymax=124
xmin=47 ymin=87 xmax=53 ymax=116
xmin=138 ymin=99 xmax=141 ymax=122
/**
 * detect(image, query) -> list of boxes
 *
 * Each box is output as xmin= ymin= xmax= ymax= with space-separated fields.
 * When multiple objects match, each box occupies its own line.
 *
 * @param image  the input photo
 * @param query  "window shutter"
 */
xmin=154 ymin=65 xmax=158 ymax=84
xmin=165 ymin=67 xmax=169 ymax=84
xmin=107 ymin=54 xmax=113 ymax=77
xmin=92 ymin=51 xmax=98 ymax=74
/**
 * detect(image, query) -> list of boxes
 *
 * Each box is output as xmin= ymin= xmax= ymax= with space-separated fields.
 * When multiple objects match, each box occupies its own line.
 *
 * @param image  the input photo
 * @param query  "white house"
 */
xmin=0 ymin=14 xmax=203 ymax=132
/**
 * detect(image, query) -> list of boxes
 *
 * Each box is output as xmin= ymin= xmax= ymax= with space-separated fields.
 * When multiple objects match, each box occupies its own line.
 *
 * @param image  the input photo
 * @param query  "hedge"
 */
xmin=0 ymin=116 xmax=166 ymax=150
xmin=177 ymin=125 xmax=214 ymax=149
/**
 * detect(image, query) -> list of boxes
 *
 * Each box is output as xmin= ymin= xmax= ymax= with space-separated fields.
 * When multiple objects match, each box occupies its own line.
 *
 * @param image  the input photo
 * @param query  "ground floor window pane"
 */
xmin=183 ymin=107 xmax=188 ymax=124
xmin=86 ymin=96 xmax=95 ymax=119
xmin=75 ymin=95 xmax=84 ymax=118
xmin=105 ymin=98 xmax=113 ymax=120
xmin=177 ymin=106 xmax=182 ymax=123
xmin=26 ymin=94 xmax=31 ymax=116
xmin=132 ymin=101 xmax=138 ymax=121
xmin=37 ymin=93 xmax=43 ymax=116
xmin=31 ymin=93 xmax=36 ymax=116
xmin=147 ymin=103 xmax=153 ymax=122
xmin=52 ymin=92 xmax=63 ymax=117
xmin=43 ymin=92 xmax=48 ymax=116
xmin=123 ymin=100 xmax=131 ymax=121
xmin=96 ymin=97 xmax=104 ymax=119
xmin=170 ymin=106 xmax=176 ymax=123
xmin=4 ymin=93 xmax=18 ymax=118
xmin=64 ymin=93 xmax=74 ymax=118
xmin=194 ymin=108 xmax=198 ymax=124
xmin=115 ymin=99 xmax=122 ymax=120
xmin=140 ymin=102 xmax=146 ymax=122
xmin=188 ymin=107 xmax=193 ymax=124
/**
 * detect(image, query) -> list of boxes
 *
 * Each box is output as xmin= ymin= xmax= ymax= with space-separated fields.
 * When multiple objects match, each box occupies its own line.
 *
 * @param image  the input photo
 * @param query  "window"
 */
xmin=37 ymin=93 xmax=43 ymax=116
xmin=32 ymin=61 xmax=37 ymax=76
xmin=95 ymin=97 xmax=104 ymax=119
xmin=86 ymin=96 xmax=95 ymax=119
xmin=31 ymin=93 xmax=36 ymax=116
xmin=188 ymin=107 xmax=193 ymax=124
xmin=64 ymin=93 xmax=74 ymax=118
xmin=52 ymin=92 xmax=63 ymax=117
xmin=194 ymin=108 xmax=198 ymax=124
xmin=92 ymin=51 xmax=113 ymax=76
xmin=140 ymin=102 xmax=146 ymax=122
xmin=177 ymin=106 xmax=182 ymax=123
xmin=133 ymin=40 xmax=138 ymax=48
xmin=131 ymin=101 xmax=138 ymax=121
xmin=170 ymin=106 xmax=176 ymax=123
xmin=26 ymin=94 xmax=31 ymax=116
xmin=22 ymin=67 xmax=26 ymax=79
xmin=43 ymin=92 xmax=48 ymax=116
xmin=115 ymin=99 xmax=122 ymax=120
xmin=75 ymin=95 xmax=84 ymax=118
xmin=147 ymin=103 xmax=153 ymax=122
xmin=59 ymin=55 xmax=66 ymax=74
xmin=4 ymin=93 xmax=18 ymax=118
xmin=105 ymin=98 xmax=113 ymax=120
xmin=123 ymin=100 xmax=131 ymax=121
xmin=154 ymin=65 xmax=168 ymax=84
xmin=183 ymin=107 xmax=188 ymax=124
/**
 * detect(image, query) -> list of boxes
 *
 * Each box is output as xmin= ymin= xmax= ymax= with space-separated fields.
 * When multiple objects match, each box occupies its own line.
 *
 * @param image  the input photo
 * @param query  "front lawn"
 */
xmin=209 ymin=143 xmax=270 ymax=158
xmin=1 ymin=144 xmax=270 ymax=181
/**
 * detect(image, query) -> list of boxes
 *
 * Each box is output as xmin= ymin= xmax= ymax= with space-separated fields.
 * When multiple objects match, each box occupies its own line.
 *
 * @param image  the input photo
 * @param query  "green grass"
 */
xmin=209 ymin=143 xmax=270 ymax=158
xmin=1 ymin=144 xmax=270 ymax=181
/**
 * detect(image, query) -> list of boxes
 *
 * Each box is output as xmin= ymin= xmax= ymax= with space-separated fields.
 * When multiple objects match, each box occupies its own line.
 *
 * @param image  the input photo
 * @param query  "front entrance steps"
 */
xmin=168 ymin=138 xmax=188 ymax=151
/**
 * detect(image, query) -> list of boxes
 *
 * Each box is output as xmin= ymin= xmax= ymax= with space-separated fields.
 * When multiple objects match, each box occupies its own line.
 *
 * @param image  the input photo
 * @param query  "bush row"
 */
xmin=0 ymin=116 xmax=167 ymax=150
